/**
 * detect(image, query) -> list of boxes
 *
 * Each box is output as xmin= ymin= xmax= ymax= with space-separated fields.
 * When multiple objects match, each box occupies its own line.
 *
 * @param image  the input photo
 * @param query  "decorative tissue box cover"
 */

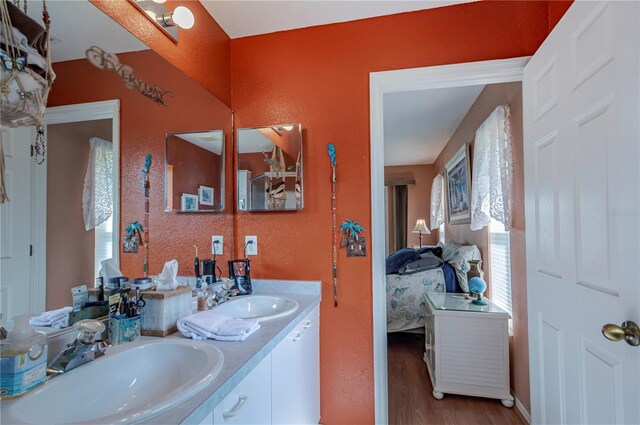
xmin=140 ymin=286 xmax=192 ymax=336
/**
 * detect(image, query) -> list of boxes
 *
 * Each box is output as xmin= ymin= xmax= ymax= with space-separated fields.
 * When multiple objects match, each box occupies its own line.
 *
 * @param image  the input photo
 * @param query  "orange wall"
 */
xmin=230 ymin=2 xmax=549 ymax=422
xmin=48 ymin=50 xmax=234 ymax=278
xmin=90 ymin=0 xmax=231 ymax=107
xmin=384 ymin=164 xmax=438 ymax=248
xmin=433 ymin=81 xmax=530 ymax=410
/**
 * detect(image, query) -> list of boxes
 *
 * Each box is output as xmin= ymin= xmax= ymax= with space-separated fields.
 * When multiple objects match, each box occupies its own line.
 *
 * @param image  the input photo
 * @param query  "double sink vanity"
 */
xmin=1 ymin=280 xmax=321 ymax=425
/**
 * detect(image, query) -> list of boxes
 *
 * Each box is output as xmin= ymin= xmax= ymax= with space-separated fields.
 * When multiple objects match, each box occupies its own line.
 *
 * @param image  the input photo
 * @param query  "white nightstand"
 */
xmin=423 ymin=292 xmax=514 ymax=407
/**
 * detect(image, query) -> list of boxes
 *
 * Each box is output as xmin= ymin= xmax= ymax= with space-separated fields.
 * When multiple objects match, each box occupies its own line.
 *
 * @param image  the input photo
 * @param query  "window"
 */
xmin=490 ymin=217 xmax=512 ymax=332
xmin=94 ymin=214 xmax=113 ymax=280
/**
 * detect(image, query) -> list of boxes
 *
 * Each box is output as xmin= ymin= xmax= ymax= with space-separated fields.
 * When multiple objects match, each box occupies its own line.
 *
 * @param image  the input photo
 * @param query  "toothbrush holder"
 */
xmin=109 ymin=315 xmax=141 ymax=344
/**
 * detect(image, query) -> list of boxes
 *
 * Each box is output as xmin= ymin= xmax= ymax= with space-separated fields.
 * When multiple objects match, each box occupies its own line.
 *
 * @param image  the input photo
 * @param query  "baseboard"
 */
xmin=514 ymin=395 xmax=531 ymax=424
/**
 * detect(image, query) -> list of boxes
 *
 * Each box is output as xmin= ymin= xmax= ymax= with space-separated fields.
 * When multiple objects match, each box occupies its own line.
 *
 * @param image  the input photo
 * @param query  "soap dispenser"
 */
xmin=0 ymin=316 xmax=48 ymax=399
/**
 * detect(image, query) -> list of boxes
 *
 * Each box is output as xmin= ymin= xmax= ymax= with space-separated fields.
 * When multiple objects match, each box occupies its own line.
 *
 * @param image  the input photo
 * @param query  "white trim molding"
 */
xmin=33 ymin=100 xmax=121 ymax=293
xmin=369 ymin=57 xmax=529 ymax=424
xmin=515 ymin=395 xmax=532 ymax=424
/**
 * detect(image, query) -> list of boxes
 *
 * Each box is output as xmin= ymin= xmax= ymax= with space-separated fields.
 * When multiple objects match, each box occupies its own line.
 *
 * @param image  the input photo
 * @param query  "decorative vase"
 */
xmin=468 ymin=260 xmax=484 ymax=280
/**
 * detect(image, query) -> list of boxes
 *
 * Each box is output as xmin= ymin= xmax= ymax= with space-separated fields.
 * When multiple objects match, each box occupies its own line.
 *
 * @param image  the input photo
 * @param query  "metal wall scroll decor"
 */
xmin=85 ymin=46 xmax=173 ymax=106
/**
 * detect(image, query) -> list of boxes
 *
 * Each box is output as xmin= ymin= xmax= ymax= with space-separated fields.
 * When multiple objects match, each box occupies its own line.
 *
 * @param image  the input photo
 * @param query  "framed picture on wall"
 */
xmin=181 ymin=193 xmax=199 ymax=212
xmin=199 ymin=185 xmax=214 ymax=206
xmin=445 ymin=144 xmax=472 ymax=225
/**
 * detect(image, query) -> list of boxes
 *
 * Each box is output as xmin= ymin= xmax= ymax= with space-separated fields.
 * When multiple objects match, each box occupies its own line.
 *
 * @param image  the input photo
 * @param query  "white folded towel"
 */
xmin=29 ymin=307 xmax=73 ymax=329
xmin=177 ymin=310 xmax=260 ymax=342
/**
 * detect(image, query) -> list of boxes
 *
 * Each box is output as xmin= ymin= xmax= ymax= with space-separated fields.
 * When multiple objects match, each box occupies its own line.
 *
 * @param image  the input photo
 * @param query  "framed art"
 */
xmin=198 ymin=185 xmax=214 ymax=206
xmin=445 ymin=144 xmax=472 ymax=224
xmin=181 ymin=193 xmax=199 ymax=212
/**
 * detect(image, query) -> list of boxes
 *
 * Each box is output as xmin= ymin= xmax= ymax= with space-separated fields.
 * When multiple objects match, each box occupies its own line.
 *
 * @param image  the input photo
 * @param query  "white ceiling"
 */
xmin=383 ymin=84 xmax=485 ymax=166
xmin=200 ymin=0 xmax=475 ymax=39
xmin=26 ymin=0 xmax=148 ymax=63
xmin=175 ymin=131 xmax=224 ymax=155
xmin=238 ymin=129 xmax=276 ymax=153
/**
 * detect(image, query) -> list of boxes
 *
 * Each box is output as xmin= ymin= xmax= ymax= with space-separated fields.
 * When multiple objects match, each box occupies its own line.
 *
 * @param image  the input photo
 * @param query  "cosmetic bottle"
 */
xmin=0 ymin=316 xmax=48 ymax=399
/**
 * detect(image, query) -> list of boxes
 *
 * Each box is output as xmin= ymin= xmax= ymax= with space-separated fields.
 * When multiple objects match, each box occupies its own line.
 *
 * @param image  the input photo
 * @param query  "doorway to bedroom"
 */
xmin=375 ymin=59 xmax=529 ymax=425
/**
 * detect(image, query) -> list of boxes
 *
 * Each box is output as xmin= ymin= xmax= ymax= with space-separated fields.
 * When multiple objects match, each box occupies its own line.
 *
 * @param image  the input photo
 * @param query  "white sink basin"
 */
xmin=4 ymin=339 xmax=223 ymax=424
xmin=214 ymin=295 xmax=299 ymax=321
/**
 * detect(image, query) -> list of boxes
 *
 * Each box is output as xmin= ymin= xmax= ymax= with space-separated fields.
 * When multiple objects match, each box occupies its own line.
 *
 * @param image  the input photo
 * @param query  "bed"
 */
xmin=386 ymin=242 xmax=481 ymax=333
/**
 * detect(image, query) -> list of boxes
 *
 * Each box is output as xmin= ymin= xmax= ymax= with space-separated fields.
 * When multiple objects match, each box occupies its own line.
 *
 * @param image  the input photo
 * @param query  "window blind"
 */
xmin=94 ymin=214 xmax=113 ymax=280
xmin=490 ymin=218 xmax=512 ymax=331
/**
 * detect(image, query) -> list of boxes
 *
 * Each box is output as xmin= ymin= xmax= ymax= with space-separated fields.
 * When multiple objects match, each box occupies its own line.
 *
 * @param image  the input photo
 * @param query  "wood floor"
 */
xmin=388 ymin=333 xmax=527 ymax=425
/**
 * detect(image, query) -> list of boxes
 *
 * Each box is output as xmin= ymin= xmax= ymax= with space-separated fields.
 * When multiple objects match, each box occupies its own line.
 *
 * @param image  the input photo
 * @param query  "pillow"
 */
xmin=399 ymin=252 xmax=444 ymax=275
xmin=386 ymin=248 xmax=420 ymax=274
xmin=440 ymin=240 xmax=480 ymax=292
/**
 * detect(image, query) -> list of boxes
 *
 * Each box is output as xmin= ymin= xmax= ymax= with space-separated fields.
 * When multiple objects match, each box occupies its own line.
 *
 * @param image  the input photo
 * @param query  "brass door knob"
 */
xmin=602 ymin=321 xmax=640 ymax=347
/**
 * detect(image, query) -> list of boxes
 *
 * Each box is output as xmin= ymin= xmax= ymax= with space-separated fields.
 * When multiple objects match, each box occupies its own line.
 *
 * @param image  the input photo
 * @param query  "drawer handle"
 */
xmin=292 ymin=330 xmax=305 ymax=342
xmin=223 ymin=395 xmax=248 ymax=418
xmin=303 ymin=320 xmax=312 ymax=328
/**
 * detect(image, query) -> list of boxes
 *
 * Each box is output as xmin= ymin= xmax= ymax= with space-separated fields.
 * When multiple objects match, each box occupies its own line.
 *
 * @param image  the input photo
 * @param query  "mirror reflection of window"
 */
xmin=236 ymin=124 xmax=303 ymax=211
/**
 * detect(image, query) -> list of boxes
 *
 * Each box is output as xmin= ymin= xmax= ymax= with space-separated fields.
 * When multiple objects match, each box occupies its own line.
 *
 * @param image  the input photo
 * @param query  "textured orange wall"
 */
xmin=90 ymin=0 xmax=231 ymax=107
xmin=48 ymin=50 xmax=233 ymax=278
xmin=231 ymin=2 xmax=549 ymax=422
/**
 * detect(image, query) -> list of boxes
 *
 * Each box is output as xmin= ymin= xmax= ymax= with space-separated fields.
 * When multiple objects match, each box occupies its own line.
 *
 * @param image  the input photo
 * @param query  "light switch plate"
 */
xmin=212 ymin=236 xmax=223 ymax=255
xmin=245 ymin=236 xmax=258 ymax=256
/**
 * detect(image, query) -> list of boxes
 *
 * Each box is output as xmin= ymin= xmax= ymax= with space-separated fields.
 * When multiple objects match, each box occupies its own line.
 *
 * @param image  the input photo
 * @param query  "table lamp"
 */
xmin=411 ymin=219 xmax=430 ymax=248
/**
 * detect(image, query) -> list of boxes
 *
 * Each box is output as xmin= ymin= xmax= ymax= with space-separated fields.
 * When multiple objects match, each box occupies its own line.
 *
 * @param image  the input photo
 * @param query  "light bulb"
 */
xmin=151 ymin=0 xmax=166 ymax=3
xmin=282 ymin=125 xmax=294 ymax=131
xmin=172 ymin=6 xmax=194 ymax=29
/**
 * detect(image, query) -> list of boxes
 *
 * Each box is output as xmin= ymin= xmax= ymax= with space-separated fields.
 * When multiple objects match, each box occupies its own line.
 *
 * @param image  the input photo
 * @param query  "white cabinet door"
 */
xmin=524 ymin=2 xmax=639 ymax=424
xmin=272 ymin=306 xmax=320 ymax=425
xmin=212 ymin=353 xmax=272 ymax=425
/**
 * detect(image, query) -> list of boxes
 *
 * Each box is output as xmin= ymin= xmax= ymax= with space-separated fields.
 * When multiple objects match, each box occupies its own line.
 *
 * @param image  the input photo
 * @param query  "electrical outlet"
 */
xmin=212 ymin=236 xmax=223 ymax=255
xmin=245 ymin=236 xmax=258 ymax=256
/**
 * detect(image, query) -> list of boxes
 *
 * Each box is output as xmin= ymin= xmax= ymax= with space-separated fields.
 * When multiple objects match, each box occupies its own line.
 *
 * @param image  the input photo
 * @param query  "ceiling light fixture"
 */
xmin=130 ymin=0 xmax=195 ymax=42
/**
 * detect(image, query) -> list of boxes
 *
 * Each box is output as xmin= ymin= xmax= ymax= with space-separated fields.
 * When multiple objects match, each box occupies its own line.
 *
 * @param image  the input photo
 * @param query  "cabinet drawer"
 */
xmin=213 ymin=354 xmax=271 ymax=425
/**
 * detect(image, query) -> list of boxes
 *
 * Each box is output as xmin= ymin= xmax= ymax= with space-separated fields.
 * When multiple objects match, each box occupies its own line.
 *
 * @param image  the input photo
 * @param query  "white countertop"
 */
xmin=143 ymin=279 xmax=322 ymax=424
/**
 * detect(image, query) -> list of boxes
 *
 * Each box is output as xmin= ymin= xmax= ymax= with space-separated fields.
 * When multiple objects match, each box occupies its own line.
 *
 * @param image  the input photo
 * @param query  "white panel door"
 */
xmin=524 ymin=2 xmax=639 ymax=424
xmin=0 ymin=126 xmax=35 ymax=326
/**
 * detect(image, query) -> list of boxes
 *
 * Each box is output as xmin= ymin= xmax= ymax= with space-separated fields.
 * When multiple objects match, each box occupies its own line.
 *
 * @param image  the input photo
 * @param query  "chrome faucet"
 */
xmin=210 ymin=279 xmax=239 ymax=307
xmin=47 ymin=320 xmax=111 ymax=378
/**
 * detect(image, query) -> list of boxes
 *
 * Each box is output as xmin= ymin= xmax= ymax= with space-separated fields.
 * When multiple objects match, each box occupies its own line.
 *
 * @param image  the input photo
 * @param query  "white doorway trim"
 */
xmin=33 ymin=100 xmax=121 ymax=295
xmin=369 ymin=57 xmax=529 ymax=424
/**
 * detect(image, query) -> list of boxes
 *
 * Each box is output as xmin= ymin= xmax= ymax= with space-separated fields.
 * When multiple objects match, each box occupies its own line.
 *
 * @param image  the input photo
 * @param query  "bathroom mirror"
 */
xmin=236 ymin=124 xmax=304 ymax=211
xmin=165 ymin=130 xmax=225 ymax=212
xmin=0 ymin=1 xmax=233 ymax=327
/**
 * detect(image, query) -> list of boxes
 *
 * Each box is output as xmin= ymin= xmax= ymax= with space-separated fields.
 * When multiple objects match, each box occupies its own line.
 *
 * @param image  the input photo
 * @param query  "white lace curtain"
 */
xmin=470 ymin=104 xmax=513 ymax=231
xmin=430 ymin=174 xmax=444 ymax=230
xmin=83 ymin=137 xmax=113 ymax=231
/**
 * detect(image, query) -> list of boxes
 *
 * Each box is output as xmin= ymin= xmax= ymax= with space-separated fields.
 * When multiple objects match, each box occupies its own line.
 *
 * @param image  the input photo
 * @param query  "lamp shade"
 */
xmin=412 ymin=219 xmax=430 ymax=234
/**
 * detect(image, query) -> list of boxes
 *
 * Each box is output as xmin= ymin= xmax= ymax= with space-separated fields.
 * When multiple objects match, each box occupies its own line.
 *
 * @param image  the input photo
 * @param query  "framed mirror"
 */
xmin=165 ymin=130 xmax=225 ymax=212
xmin=236 ymin=124 xmax=303 ymax=211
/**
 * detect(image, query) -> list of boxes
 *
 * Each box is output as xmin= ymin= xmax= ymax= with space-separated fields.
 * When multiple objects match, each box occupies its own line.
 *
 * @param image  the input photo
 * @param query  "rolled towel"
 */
xmin=29 ymin=306 xmax=73 ymax=328
xmin=177 ymin=310 xmax=260 ymax=342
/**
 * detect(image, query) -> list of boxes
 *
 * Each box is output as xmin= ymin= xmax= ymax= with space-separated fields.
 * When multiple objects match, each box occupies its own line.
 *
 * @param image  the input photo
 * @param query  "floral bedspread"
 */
xmin=386 ymin=268 xmax=446 ymax=332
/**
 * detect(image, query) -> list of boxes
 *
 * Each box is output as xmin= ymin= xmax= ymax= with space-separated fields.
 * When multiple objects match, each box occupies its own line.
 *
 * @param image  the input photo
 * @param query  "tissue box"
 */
xmin=140 ymin=286 xmax=192 ymax=336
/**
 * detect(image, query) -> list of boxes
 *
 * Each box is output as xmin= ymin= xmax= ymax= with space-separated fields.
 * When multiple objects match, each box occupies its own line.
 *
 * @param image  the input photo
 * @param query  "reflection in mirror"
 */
xmin=166 ymin=130 xmax=225 ymax=212
xmin=236 ymin=124 xmax=303 ymax=211
xmin=0 ymin=1 xmax=233 ymax=328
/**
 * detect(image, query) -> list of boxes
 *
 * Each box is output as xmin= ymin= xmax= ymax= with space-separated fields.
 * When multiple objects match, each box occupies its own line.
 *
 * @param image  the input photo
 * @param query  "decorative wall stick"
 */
xmin=142 ymin=155 xmax=152 ymax=277
xmin=85 ymin=46 xmax=173 ymax=106
xmin=327 ymin=144 xmax=338 ymax=307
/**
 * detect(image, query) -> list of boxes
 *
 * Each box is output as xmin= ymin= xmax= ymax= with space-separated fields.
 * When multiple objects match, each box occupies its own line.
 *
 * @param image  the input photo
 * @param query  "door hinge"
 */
xmin=31 ymin=145 xmax=34 ymax=157
xmin=30 ymin=244 xmax=33 ymax=256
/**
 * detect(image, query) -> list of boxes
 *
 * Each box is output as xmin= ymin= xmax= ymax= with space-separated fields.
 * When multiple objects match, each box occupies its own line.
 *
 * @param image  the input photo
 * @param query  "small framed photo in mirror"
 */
xmin=199 ymin=185 xmax=214 ymax=206
xmin=181 ymin=193 xmax=199 ymax=212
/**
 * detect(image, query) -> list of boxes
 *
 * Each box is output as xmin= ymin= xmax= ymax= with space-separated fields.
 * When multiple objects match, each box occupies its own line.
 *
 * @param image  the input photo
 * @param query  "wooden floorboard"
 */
xmin=388 ymin=333 xmax=527 ymax=425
